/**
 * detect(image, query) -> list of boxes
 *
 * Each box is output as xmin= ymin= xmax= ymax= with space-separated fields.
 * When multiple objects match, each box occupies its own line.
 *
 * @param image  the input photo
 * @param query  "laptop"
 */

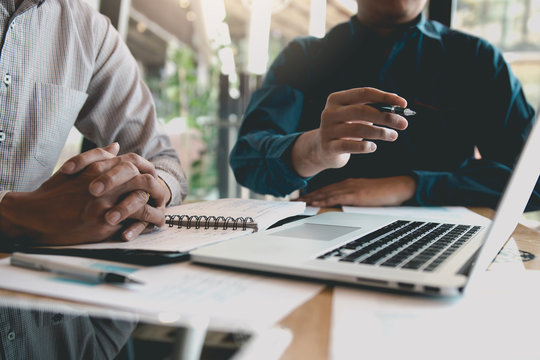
xmin=191 ymin=111 xmax=540 ymax=296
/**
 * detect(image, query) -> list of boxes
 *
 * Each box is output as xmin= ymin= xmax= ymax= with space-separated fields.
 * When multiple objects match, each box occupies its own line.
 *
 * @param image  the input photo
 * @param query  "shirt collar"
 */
xmin=416 ymin=13 xmax=442 ymax=40
xmin=350 ymin=13 xmax=442 ymax=41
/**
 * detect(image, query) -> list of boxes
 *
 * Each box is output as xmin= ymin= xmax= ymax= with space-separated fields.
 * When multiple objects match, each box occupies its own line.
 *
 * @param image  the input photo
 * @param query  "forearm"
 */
xmin=410 ymin=159 xmax=524 ymax=208
xmin=389 ymin=175 xmax=417 ymax=205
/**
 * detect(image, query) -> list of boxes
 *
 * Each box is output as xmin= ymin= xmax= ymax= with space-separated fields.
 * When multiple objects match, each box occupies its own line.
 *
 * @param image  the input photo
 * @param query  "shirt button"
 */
xmin=3 ymin=74 xmax=11 ymax=86
xmin=0 ymin=131 xmax=5 ymax=142
xmin=7 ymin=331 xmax=15 ymax=341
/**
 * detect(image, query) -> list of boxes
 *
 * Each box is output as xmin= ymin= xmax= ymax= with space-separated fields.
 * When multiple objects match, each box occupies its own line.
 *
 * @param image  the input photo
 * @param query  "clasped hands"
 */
xmin=292 ymin=87 xmax=416 ymax=207
xmin=1 ymin=143 xmax=171 ymax=245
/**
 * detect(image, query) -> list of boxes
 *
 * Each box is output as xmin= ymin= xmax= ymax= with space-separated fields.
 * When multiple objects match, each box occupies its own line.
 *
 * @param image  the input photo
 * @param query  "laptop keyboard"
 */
xmin=316 ymin=220 xmax=482 ymax=272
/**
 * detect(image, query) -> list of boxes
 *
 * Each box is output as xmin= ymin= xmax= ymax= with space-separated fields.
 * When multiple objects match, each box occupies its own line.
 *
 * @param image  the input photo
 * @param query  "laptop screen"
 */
xmin=465 ymin=110 xmax=540 ymax=288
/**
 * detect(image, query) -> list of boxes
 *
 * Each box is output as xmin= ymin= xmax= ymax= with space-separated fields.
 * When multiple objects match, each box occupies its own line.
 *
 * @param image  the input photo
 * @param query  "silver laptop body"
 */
xmin=192 ymin=112 xmax=540 ymax=296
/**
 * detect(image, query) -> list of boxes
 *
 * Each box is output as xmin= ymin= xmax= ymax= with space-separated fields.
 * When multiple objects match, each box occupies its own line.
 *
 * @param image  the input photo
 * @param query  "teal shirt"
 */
xmin=230 ymin=15 xmax=538 ymax=208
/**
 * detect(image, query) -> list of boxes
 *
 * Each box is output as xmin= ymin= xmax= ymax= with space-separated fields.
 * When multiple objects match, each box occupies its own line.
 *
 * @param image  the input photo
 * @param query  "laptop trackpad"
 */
xmin=272 ymin=223 xmax=360 ymax=241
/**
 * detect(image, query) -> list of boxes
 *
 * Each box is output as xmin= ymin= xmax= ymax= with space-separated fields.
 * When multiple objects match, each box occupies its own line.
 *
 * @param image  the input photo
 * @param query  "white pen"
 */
xmin=10 ymin=252 xmax=143 ymax=285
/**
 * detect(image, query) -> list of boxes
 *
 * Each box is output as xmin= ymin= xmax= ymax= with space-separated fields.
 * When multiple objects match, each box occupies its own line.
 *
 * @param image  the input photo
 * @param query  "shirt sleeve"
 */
xmin=229 ymin=42 xmax=314 ymax=197
xmin=74 ymin=14 xmax=187 ymax=205
xmin=230 ymin=86 xmax=311 ymax=196
xmin=407 ymin=40 xmax=539 ymax=210
xmin=0 ymin=190 xmax=9 ymax=204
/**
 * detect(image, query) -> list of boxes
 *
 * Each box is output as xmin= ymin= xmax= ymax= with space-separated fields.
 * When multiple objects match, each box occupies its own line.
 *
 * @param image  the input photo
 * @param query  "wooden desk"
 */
xmin=278 ymin=207 xmax=540 ymax=360
xmin=1 ymin=208 xmax=539 ymax=360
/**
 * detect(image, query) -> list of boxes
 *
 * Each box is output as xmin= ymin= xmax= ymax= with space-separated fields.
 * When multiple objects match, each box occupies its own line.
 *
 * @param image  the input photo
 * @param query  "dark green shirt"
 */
xmin=230 ymin=15 xmax=539 ymax=208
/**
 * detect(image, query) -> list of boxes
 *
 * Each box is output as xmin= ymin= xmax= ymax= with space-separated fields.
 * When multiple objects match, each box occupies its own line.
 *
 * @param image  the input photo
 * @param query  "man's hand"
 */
xmin=296 ymin=176 xmax=417 ymax=207
xmin=291 ymin=88 xmax=409 ymax=177
xmin=61 ymin=143 xmax=172 ymax=242
xmin=0 ymin=144 xmax=171 ymax=245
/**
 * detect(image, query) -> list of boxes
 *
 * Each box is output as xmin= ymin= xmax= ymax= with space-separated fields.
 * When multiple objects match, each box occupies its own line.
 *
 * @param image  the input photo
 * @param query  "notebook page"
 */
xmin=55 ymin=226 xmax=255 ymax=252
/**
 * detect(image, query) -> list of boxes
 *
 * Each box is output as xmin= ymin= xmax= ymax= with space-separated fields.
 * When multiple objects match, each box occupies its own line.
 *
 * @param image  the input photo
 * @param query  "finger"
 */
xmin=89 ymin=160 xmax=141 ymax=196
xmin=103 ymin=174 xmax=168 ymax=222
xmin=105 ymin=187 xmax=167 ymax=227
xmin=121 ymin=221 xmax=149 ymax=242
xmin=328 ymin=121 xmax=399 ymax=142
xmin=104 ymin=189 xmax=150 ymax=225
xmin=88 ymin=156 xmax=158 ymax=197
xmin=89 ymin=153 xmax=156 ymax=178
xmin=102 ymin=173 xmax=168 ymax=227
xmin=326 ymin=139 xmax=377 ymax=154
xmin=310 ymin=198 xmax=339 ymax=207
xmin=328 ymin=104 xmax=408 ymax=130
xmin=299 ymin=192 xmax=330 ymax=205
xmin=132 ymin=204 xmax=166 ymax=227
xmin=61 ymin=143 xmax=120 ymax=174
xmin=119 ymin=173 xmax=169 ymax=207
xmin=327 ymin=88 xmax=407 ymax=107
xmin=307 ymin=188 xmax=352 ymax=207
xmin=299 ymin=191 xmax=337 ymax=207
xmin=116 ymin=153 xmax=157 ymax=177
xmin=308 ymin=189 xmax=343 ymax=203
xmin=298 ymin=182 xmax=347 ymax=203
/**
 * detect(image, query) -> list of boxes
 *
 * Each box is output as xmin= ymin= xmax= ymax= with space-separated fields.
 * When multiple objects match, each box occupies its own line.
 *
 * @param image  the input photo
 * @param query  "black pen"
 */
xmin=10 ymin=252 xmax=144 ymax=285
xmin=368 ymin=103 xmax=416 ymax=116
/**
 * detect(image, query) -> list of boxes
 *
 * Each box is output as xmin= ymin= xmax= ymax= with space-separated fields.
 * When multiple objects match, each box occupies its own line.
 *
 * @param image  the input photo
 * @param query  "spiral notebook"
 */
xmin=164 ymin=198 xmax=306 ymax=232
xmin=21 ymin=199 xmax=306 ymax=265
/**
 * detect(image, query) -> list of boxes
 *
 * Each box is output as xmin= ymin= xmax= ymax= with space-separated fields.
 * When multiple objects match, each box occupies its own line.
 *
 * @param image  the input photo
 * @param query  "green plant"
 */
xmin=146 ymin=44 xmax=220 ymax=199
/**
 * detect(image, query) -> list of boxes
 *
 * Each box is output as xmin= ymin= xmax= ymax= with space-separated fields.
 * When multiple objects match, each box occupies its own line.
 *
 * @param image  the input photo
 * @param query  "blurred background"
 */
xmin=65 ymin=0 xmax=540 ymax=204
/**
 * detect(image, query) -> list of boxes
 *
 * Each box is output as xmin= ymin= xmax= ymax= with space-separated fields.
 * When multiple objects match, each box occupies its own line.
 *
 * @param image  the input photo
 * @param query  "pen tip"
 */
xmin=128 ymin=277 xmax=145 ymax=285
xmin=405 ymin=109 xmax=416 ymax=116
xmin=105 ymin=273 xmax=144 ymax=284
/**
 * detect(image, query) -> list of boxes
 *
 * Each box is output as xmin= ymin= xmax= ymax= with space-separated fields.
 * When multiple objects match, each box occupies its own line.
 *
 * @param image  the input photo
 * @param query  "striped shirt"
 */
xmin=0 ymin=0 xmax=187 ymax=205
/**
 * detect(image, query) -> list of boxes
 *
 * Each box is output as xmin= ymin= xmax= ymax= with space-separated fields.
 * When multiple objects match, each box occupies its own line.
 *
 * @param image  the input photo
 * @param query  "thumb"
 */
xmin=60 ymin=142 xmax=120 ymax=174
xmin=103 ymin=142 xmax=120 ymax=156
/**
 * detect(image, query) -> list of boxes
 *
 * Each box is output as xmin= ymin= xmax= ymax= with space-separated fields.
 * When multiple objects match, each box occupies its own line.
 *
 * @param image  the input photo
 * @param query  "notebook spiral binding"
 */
xmin=165 ymin=214 xmax=256 ymax=231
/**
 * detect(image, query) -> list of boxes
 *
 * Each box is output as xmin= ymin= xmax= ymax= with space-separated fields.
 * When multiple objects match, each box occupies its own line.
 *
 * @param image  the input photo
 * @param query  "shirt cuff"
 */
xmin=0 ymin=190 xmax=9 ymax=205
xmin=268 ymin=132 xmax=311 ymax=193
xmin=403 ymin=170 xmax=425 ymax=206
xmin=156 ymin=168 xmax=188 ymax=206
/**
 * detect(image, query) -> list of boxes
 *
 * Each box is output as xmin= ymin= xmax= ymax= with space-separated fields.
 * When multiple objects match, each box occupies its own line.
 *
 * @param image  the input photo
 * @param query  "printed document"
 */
xmin=0 ymin=255 xmax=323 ymax=329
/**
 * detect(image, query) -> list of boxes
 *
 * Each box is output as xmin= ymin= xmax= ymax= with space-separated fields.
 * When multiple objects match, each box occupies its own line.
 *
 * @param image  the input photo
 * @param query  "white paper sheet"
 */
xmin=488 ymin=237 xmax=525 ymax=271
xmin=302 ymin=206 xmax=321 ymax=216
xmin=330 ymin=270 xmax=540 ymax=360
xmin=57 ymin=226 xmax=254 ymax=252
xmin=0 ymin=256 xmax=323 ymax=329
xmin=342 ymin=205 xmax=490 ymax=224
